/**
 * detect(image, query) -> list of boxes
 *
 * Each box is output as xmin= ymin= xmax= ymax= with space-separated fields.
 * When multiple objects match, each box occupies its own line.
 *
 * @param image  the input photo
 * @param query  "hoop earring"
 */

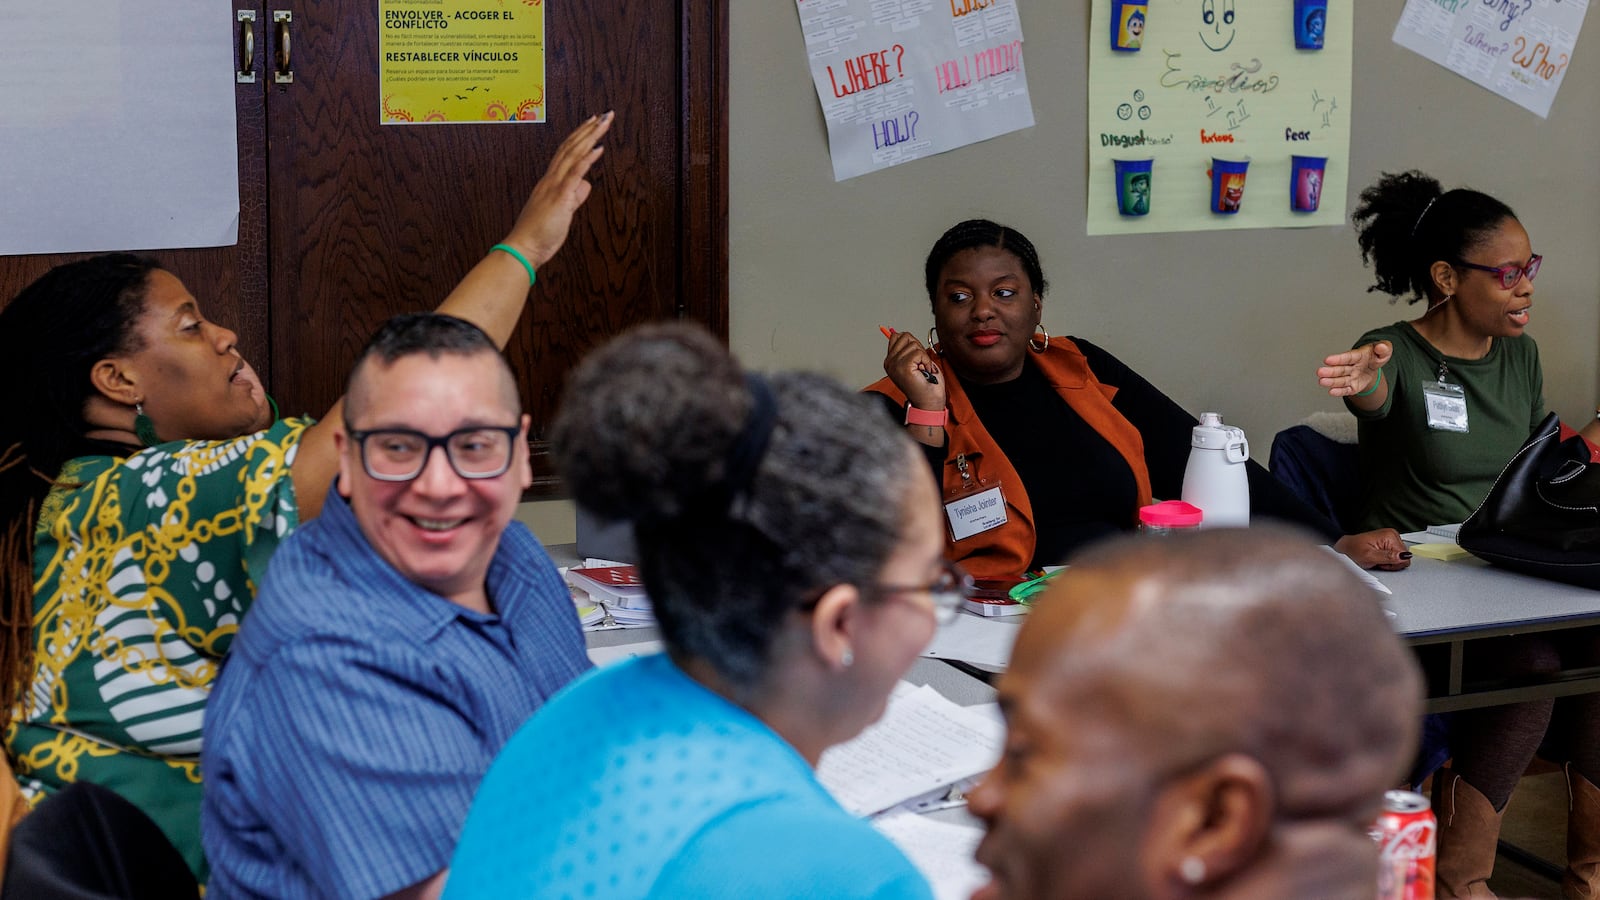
xmin=1427 ymin=293 xmax=1453 ymax=313
xmin=1029 ymin=326 xmax=1049 ymax=353
xmin=133 ymin=403 xmax=161 ymax=448
xmin=927 ymin=327 xmax=940 ymax=354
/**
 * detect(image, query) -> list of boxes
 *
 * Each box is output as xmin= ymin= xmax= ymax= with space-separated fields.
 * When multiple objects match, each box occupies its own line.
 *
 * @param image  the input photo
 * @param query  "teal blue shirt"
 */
xmin=1346 ymin=321 xmax=1544 ymax=533
xmin=446 ymin=654 xmax=934 ymax=899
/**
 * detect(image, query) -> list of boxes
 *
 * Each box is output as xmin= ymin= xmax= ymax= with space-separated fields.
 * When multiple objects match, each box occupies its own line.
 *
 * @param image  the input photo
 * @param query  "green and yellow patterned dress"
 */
xmin=7 ymin=417 xmax=309 ymax=880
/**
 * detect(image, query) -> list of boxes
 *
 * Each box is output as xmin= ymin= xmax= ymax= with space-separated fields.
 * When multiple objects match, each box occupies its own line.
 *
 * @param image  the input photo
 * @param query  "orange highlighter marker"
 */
xmin=880 ymin=326 xmax=938 ymax=385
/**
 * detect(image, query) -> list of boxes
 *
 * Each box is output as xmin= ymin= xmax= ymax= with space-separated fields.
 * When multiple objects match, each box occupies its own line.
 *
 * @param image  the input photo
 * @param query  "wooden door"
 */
xmin=264 ymin=0 xmax=727 ymax=494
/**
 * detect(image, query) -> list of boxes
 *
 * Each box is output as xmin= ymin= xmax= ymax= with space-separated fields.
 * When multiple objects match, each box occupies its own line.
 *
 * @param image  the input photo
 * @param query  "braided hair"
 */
xmin=0 ymin=254 xmax=159 ymax=715
xmin=1353 ymin=171 xmax=1517 ymax=303
xmin=924 ymin=219 xmax=1050 ymax=312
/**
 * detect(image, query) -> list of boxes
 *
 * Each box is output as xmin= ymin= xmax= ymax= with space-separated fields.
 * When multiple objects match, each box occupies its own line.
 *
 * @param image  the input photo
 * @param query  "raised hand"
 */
xmin=503 ymin=111 xmax=614 ymax=270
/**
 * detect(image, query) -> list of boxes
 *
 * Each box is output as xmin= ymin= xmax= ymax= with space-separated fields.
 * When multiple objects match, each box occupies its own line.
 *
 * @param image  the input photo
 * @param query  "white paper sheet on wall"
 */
xmin=1392 ymin=0 xmax=1589 ymax=118
xmin=0 ymin=1 xmax=240 ymax=254
xmin=794 ymin=0 xmax=1036 ymax=182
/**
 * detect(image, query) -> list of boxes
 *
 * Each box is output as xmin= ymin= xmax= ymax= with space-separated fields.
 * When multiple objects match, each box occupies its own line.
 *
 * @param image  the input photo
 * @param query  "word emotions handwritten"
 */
xmin=1198 ymin=0 xmax=1238 ymax=52
xmin=1484 ymin=0 xmax=1531 ymax=32
xmin=1116 ymin=89 xmax=1153 ymax=121
xmin=1310 ymin=89 xmax=1339 ymax=127
xmin=872 ymin=110 xmax=922 ymax=149
xmin=1162 ymin=52 xmax=1280 ymax=96
xmin=827 ymin=45 xmax=906 ymax=98
xmin=1512 ymin=37 xmax=1570 ymax=80
xmin=936 ymin=41 xmax=1024 ymax=93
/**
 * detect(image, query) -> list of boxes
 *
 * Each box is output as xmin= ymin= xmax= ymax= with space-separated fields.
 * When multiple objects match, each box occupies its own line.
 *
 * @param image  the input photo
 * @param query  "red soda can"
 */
xmin=1371 ymin=789 xmax=1437 ymax=900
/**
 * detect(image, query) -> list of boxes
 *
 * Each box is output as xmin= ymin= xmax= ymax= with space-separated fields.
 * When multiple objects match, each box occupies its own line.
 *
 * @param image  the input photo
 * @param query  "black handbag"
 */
xmin=1458 ymin=412 xmax=1600 ymax=589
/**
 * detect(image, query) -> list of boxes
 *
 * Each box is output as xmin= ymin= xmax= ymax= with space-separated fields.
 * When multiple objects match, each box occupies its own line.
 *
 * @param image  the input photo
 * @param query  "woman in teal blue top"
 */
xmin=1317 ymin=171 xmax=1600 ymax=898
xmin=446 ymin=324 xmax=958 ymax=899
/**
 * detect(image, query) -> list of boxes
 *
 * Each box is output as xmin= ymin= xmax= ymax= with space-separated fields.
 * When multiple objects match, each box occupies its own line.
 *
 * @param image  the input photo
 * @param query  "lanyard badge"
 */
xmin=1423 ymin=360 xmax=1469 ymax=433
xmin=944 ymin=452 xmax=1008 ymax=541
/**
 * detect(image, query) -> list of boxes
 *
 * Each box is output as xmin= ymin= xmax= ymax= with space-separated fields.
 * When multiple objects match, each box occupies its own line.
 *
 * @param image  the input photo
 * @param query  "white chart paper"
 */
xmin=1392 ymin=0 xmax=1589 ymax=118
xmin=0 ymin=1 xmax=240 ymax=254
xmin=794 ymin=0 xmax=1036 ymax=181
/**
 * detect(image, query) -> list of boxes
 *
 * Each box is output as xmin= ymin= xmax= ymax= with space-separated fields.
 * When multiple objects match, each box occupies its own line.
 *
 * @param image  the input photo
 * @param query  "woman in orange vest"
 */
xmin=864 ymin=219 xmax=1410 ymax=580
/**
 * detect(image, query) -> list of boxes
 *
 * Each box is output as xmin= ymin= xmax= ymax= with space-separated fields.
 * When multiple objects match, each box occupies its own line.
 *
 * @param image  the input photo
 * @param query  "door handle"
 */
xmin=273 ymin=10 xmax=294 ymax=84
xmin=237 ymin=10 xmax=256 ymax=83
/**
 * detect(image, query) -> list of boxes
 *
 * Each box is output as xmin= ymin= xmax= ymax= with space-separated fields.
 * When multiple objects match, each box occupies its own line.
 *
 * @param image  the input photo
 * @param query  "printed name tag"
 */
xmin=1423 ymin=380 xmax=1469 ymax=433
xmin=946 ymin=485 xmax=1008 ymax=542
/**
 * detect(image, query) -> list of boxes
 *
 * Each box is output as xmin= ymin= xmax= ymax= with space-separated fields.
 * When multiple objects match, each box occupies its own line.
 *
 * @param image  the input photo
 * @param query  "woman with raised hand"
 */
xmin=1316 ymin=170 xmax=1600 ymax=898
xmin=866 ymin=218 xmax=1409 ymax=581
xmin=0 ymin=112 xmax=611 ymax=880
xmin=445 ymin=323 xmax=950 ymax=899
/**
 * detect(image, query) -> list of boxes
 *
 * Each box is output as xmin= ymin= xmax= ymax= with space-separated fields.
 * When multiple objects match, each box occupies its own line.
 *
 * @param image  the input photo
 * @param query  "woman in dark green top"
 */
xmin=1317 ymin=171 xmax=1600 ymax=898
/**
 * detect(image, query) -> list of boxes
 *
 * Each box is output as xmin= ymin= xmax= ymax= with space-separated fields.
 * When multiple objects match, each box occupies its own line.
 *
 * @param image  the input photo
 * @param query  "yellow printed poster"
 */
xmin=379 ymin=0 xmax=545 ymax=124
xmin=1087 ymin=1 xmax=1352 ymax=235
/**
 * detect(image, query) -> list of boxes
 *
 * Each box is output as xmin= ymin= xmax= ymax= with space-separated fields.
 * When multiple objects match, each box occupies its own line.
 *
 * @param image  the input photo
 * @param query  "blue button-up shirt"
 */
xmin=201 ymin=487 xmax=591 ymax=899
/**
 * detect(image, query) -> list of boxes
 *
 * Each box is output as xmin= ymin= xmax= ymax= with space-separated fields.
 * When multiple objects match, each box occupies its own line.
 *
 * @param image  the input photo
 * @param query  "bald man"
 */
xmin=969 ymin=528 xmax=1423 ymax=900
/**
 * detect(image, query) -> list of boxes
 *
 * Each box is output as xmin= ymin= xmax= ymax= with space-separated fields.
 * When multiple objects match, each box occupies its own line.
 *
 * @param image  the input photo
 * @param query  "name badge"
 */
xmin=1423 ymin=380 xmax=1469 ymax=433
xmin=946 ymin=485 xmax=1008 ymax=542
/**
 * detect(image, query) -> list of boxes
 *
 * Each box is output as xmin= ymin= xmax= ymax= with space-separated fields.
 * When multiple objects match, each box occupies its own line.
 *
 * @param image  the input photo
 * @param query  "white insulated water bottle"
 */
xmin=1181 ymin=412 xmax=1251 ymax=528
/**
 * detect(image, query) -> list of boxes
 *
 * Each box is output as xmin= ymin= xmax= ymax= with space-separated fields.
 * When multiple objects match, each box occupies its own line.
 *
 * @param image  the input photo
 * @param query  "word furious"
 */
xmin=826 ymin=45 xmax=905 ymax=98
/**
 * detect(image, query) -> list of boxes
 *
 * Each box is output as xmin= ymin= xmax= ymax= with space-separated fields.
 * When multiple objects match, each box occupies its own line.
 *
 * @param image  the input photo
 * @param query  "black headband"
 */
xmin=711 ymin=373 xmax=777 ymax=511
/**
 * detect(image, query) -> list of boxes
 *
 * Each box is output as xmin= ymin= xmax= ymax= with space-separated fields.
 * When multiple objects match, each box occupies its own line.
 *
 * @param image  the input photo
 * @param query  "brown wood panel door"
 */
xmin=265 ymin=0 xmax=727 ymax=494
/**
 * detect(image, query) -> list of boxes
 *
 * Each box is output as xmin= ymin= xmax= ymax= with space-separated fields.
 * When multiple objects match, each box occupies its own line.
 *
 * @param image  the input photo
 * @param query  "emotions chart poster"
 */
xmin=1086 ymin=1 xmax=1353 ymax=235
xmin=795 ymin=0 xmax=1037 ymax=182
xmin=1393 ymin=0 xmax=1588 ymax=119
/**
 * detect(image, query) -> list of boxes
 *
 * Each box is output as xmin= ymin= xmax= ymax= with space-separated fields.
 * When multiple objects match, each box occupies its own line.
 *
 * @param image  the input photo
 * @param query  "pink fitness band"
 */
xmin=904 ymin=405 xmax=948 ymax=427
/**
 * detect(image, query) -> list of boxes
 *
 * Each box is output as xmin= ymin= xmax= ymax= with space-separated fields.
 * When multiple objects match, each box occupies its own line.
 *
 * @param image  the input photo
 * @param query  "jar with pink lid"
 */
xmin=1138 ymin=500 xmax=1203 ymax=536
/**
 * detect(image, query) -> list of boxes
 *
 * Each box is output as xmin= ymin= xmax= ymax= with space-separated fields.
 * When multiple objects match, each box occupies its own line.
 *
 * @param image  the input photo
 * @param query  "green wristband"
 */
xmin=1355 ymin=367 xmax=1384 ymax=397
xmin=491 ymin=243 xmax=536 ymax=286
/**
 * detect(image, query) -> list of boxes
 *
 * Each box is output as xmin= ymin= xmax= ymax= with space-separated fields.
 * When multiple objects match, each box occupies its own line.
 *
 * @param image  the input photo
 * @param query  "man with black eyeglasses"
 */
xmin=201 ymin=313 xmax=590 ymax=900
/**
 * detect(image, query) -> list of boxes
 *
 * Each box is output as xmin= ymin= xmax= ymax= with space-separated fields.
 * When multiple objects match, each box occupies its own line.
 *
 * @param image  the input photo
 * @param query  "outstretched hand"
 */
xmin=1334 ymin=528 xmax=1412 ymax=571
xmin=1317 ymin=340 xmax=1391 ymax=398
xmin=503 ymin=111 xmax=613 ymax=270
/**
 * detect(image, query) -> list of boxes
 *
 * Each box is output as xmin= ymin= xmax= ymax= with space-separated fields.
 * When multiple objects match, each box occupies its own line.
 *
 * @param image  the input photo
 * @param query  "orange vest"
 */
xmin=865 ymin=337 xmax=1153 ymax=578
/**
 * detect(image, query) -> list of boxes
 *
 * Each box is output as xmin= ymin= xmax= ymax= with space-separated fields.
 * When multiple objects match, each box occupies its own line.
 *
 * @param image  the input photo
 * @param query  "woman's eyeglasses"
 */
xmin=1454 ymin=253 xmax=1542 ymax=290
xmin=875 ymin=559 xmax=973 ymax=626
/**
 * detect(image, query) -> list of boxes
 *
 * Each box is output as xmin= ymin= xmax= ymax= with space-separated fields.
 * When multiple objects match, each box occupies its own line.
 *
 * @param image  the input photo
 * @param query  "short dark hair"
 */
xmin=344 ymin=313 xmax=518 ymax=421
xmin=551 ymin=323 xmax=916 ymax=687
xmin=924 ymin=219 xmax=1049 ymax=312
xmin=1353 ymin=171 xmax=1518 ymax=303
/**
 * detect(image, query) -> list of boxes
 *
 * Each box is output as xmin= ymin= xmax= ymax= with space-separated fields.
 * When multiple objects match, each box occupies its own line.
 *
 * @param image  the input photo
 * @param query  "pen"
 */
xmin=880 ymin=326 xmax=939 ymax=385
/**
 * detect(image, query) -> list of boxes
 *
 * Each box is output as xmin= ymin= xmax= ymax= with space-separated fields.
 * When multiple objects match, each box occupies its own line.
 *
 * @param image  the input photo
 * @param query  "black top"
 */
xmin=880 ymin=336 xmax=1342 ymax=568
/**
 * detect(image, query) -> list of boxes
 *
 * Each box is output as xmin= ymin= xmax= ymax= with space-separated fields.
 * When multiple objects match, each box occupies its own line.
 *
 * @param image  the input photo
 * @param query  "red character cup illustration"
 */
xmin=1208 ymin=157 xmax=1250 ymax=214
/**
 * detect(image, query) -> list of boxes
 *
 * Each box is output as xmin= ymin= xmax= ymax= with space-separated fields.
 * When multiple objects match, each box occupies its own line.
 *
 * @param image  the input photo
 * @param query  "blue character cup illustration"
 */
xmin=1208 ymin=157 xmax=1250 ymax=214
xmin=1294 ymin=0 xmax=1328 ymax=50
xmin=1111 ymin=1 xmax=1148 ymax=52
xmin=1113 ymin=158 xmax=1154 ymax=216
xmin=1290 ymin=155 xmax=1328 ymax=212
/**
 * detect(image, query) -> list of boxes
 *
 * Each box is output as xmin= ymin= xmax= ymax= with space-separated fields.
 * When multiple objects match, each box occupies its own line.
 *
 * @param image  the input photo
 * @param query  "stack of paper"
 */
xmin=873 ymin=811 xmax=990 ymax=900
xmin=566 ymin=562 xmax=655 ymax=626
xmin=817 ymin=682 xmax=1004 ymax=817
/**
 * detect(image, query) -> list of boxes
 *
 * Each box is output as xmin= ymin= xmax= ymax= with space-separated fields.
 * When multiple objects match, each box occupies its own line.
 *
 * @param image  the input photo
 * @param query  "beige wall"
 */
xmin=728 ymin=2 xmax=1600 ymax=459
xmin=529 ymin=3 xmax=1600 ymax=541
